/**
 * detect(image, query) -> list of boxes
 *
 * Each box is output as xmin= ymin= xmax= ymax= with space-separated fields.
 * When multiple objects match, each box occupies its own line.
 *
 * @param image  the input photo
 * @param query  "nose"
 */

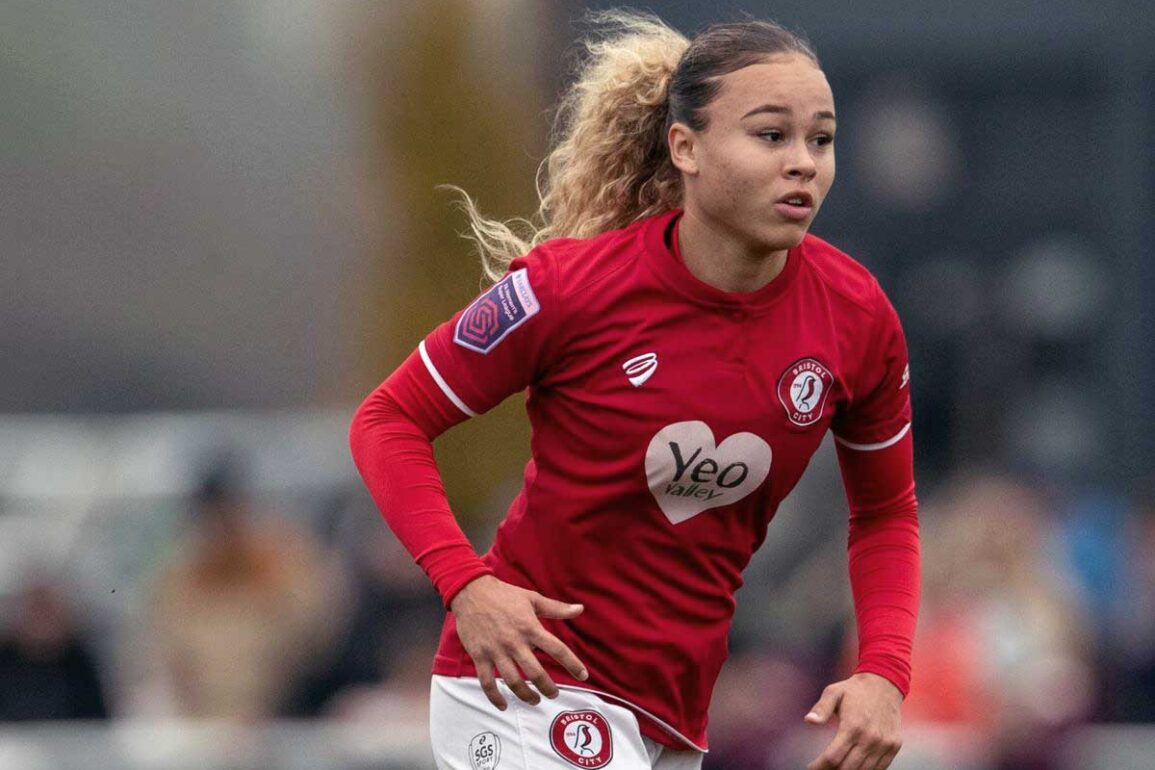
xmin=784 ymin=140 xmax=817 ymax=180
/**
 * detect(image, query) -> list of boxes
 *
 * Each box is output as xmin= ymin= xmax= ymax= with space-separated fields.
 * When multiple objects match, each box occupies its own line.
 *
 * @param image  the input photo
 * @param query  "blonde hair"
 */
xmin=451 ymin=11 xmax=817 ymax=283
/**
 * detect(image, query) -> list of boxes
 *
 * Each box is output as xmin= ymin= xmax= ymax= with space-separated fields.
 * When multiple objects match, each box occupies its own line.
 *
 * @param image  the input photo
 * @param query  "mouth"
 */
xmin=774 ymin=190 xmax=814 ymax=221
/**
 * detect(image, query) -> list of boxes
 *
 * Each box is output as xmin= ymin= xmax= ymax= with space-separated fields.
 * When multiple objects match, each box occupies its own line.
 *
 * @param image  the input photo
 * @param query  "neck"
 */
xmin=676 ymin=208 xmax=789 ymax=293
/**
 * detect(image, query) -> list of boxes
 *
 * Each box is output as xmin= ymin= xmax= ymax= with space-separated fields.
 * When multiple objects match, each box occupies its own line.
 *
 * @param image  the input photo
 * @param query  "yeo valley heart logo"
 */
xmin=645 ymin=421 xmax=772 ymax=525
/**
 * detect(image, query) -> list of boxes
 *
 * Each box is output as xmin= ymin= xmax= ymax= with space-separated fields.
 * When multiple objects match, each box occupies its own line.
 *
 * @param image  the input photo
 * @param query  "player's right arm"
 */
xmin=348 ymin=247 xmax=588 ymax=709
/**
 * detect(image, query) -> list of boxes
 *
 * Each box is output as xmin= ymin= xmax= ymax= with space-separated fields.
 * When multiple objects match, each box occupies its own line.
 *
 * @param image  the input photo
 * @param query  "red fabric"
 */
xmin=348 ymin=356 xmax=492 ymax=608
xmin=837 ymin=430 xmax=920 ymax=697
xmin=349 ymin=209 xmax=919 ymax=750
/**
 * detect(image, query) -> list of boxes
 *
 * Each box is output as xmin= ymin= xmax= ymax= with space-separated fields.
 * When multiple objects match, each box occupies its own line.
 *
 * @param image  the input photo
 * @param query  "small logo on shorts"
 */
xmin=469 ymin=731 xmax=501 ymax=770
xmin=549 ymin=710 xmax=613 ymax=768
xmin=777 ymin=357 xmax=835 ymax=427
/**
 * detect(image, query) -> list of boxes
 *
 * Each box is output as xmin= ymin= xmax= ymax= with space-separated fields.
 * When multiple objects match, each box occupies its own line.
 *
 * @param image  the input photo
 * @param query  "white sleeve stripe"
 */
xmin=418 ymin=340 xmax=478 ymax=418
xmin=834 ymin=422 xmax=911 ymax=451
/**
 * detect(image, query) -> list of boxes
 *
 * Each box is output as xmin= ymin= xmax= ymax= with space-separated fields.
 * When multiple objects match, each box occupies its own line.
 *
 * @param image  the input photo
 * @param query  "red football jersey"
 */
xmin=406 ymin=209 xmax=913 ymax=749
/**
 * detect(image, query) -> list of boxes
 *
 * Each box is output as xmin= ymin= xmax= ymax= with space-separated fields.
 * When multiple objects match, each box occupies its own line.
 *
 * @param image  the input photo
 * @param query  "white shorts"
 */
xmin=429 ymin=675 xmax=703 ymax=770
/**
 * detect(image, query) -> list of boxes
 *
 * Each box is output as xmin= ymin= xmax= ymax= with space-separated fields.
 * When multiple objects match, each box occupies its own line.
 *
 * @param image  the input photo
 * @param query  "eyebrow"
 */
xmin=741 ymin=104 xmax=837 ymax=121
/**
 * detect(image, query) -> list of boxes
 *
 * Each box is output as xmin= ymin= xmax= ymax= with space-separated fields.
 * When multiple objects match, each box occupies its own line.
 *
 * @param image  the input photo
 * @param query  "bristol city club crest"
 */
xmin=549 ymin=710 xmax=613 ymax=768
xmin=777 ymin=357 xmax=835 ymax=427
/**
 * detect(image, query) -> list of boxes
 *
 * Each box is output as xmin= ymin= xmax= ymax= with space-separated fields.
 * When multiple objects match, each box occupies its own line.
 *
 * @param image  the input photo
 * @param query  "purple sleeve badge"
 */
xmin=453 ymin=268 xmax=541 ymax=354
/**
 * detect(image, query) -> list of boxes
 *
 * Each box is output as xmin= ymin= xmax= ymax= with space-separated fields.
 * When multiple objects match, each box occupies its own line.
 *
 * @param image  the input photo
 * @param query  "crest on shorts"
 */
xmin=454 ymin=268 xmax=540 ymax=354
xmin=777 ymin=357 xmax=835 ymax=427
xmin=549 ymin=710 xmax=613 ymax=768
xmin=469 ymin=731 xmax=501 ymax=770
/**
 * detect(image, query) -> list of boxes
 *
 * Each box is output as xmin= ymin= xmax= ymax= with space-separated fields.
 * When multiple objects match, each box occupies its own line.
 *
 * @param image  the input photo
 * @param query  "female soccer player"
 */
xmin=350 ymin=12 xmax=919 ymax=770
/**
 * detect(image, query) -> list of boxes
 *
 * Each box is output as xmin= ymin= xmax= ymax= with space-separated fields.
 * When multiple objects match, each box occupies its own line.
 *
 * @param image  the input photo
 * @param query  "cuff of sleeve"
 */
xmin=853 ymin=659 xmax=910 ymax=699
xmin=418 ymin=543 xmax=494 ymax=609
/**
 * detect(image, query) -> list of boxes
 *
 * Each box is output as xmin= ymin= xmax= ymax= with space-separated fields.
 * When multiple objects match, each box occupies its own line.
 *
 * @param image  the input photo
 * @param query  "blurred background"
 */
xmin=2 ymin=0 xmax=1153 ymax=768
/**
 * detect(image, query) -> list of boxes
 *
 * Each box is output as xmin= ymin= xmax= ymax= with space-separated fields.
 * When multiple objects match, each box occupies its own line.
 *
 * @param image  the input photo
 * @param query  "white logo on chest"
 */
xmin=645 ymin=421 xmax=772 ymax=525
xmin=622 ymin=352 xmax=658 ymax=387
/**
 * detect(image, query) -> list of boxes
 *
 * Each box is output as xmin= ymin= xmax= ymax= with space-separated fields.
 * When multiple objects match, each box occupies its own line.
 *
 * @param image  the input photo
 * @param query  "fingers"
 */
xmin=457 ymin=583 xmax=588 ymax=711
xmin=805 ymin=684 xmax=844 ymax=725
xmin=871 ymin=740 xmax=901 ymax=770
xmin=807 ymin=729 xmax=901 ymax=770
xmin=498 ymin=628 xmax=589 ymax=704
xmin=466 ymin=634 xmax=586 ymax=711
xmin=495 ymin=656 xmax=540 ymax=706
xmin=514 ymin=648 xmax=559 ymax=700
xmin=530 ymin=592 xmax=585 ymax=620
xmin=804 ymin=677 xmax=903 ymax=769
xmin=838 ymin=744 xmax=875 ymax=770
xmin=806 ymin=731 xmax=853 ymax=770
xmin=475 ymin=659 xmax=507 ymax=711
xmin=534 ymin=629 xmax=589 ymax=681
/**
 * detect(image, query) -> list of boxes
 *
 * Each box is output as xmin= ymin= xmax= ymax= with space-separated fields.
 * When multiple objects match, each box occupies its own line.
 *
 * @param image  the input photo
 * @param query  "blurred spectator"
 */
xmin=286 ymin=492 xmax=443 ymax=717
xmin=0 ymin=574 xmax=109 ymax=720
xmin=703 ymin=646 xmax=818 ymax=770
xmin=320 ymin=623 xmax=441 ymax=727
xmin=902 ymin=474 xmax=1097 ymax=769
xmin=147 ymin=460 xmax=343 ymax=722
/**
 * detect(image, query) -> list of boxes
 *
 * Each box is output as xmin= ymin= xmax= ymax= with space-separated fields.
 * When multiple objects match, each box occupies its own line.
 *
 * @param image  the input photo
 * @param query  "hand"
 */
xmin=450 ymin=575 xmax=589 ymax=710
xmin=804 ymin=672 xmax=904 ymax=770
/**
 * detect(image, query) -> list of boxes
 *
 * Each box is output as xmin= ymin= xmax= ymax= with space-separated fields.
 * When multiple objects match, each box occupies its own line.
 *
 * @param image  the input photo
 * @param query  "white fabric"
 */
xmin=430 ymin=675 xmax=703 ymax=770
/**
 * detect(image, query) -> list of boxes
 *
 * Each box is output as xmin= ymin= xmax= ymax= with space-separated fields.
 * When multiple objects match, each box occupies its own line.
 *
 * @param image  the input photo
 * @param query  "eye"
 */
xmin=813 ymin=134 xmax=834 ymax=146
xmin=757 ymin=129 xmax=784 ymax=142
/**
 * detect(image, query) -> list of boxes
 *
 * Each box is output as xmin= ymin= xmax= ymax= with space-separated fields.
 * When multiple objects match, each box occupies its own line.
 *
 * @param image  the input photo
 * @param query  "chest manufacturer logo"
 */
xmin=469 ymin=732 xmax=501 ymax=770
xmin=645 ymin=421 xmax=772 ymax=525
xmin=550 ymin=710 xmax=613 ymax=768
xmin=777 ymin=358 xmax=835 ymax=427
xmin=622 ymin=352 xmax=658 ymax=387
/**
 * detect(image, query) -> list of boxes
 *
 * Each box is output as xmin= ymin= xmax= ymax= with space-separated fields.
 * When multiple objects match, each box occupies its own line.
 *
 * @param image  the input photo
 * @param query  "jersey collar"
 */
xmin=640 ymin=209 xmax=803 ymax=312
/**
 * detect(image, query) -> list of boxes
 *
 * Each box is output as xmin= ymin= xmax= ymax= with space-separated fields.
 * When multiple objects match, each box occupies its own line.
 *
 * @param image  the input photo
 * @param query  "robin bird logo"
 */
xmin=574 ymin=725 xmax=594 ymax=755
xmin=793 ymin=374 xmax=818 ymax=410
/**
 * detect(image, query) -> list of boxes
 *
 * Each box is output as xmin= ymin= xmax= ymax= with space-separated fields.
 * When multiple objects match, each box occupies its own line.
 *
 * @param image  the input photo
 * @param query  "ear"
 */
xmin=668 ymin=122 xmax=699 ymax=176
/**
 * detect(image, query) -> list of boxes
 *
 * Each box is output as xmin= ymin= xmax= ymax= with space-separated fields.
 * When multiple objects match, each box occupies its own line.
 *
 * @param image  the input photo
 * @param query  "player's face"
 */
xmin=674 ymin=54 xmax=836 ymax=255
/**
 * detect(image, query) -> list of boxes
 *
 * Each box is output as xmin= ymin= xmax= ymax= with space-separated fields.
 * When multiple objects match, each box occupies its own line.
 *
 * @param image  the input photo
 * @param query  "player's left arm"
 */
xmin=807 ymin=286 xmax=920 ymax=770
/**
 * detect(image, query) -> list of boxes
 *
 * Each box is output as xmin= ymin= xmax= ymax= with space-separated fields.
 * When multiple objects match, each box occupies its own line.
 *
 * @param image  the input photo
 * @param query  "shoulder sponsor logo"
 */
xmin=777 ymin=357 xmax=835 ymax=427
xmin=454 ymin=268 xmax=540 ymax=354
xmin=645 ymin=421 xmax=772 ymax=525
xmin=550 ymin=710 xmax=613 ymax=769
xmin=469 ymin=732 xmax=501 ymax=770
xmin=622 ymin=352 xmax=658 ymax=387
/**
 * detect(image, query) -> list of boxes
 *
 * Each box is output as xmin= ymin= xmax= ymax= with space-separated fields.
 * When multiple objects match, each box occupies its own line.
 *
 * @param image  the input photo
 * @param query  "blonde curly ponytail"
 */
xmin=452 ymin=10 xmax=817 ymax=283
xmin=543 ymin=12 xmax=688 ymax=243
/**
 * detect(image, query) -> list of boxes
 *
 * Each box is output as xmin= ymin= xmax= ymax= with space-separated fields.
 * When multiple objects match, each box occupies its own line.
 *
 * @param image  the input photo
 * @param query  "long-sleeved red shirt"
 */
xmin=350 ymin=210 xmax=920 ymax=750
